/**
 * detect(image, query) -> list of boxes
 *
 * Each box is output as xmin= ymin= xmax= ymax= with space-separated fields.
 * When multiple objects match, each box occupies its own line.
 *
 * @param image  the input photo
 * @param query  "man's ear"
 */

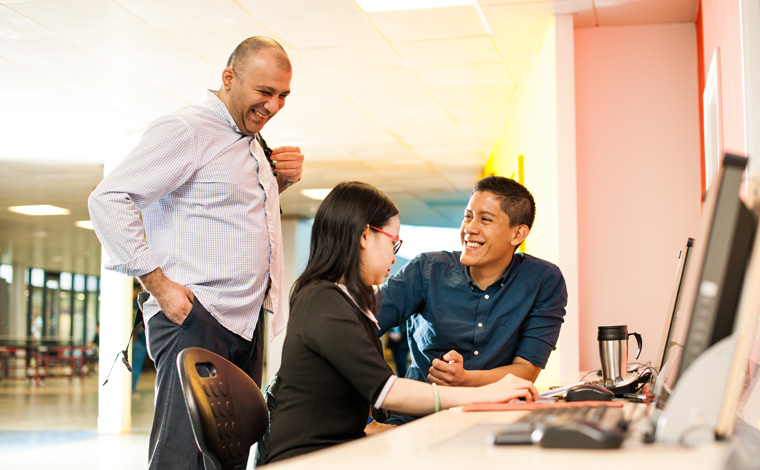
xmin=511 ymin=225 xmax=530 ymax=247
xmin=221 ymin=67 xmax=235 ymax=90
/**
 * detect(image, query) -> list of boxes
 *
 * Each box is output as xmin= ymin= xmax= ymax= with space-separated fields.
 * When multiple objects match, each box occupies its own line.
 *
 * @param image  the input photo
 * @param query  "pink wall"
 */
xmin=699 ymin=0 xmax=745 ymax=157
xmin=574 ymin=24 xmax=703 ymax=371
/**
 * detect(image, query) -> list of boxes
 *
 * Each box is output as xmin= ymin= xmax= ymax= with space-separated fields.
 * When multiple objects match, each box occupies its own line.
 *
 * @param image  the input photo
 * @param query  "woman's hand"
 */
xmin=484 ymin=373 xmax=539 ymax=403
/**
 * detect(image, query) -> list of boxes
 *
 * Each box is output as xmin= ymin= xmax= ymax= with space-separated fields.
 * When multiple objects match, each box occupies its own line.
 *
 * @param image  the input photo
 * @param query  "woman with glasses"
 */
xmin=263 ymin=181 xmax=538 ymax=464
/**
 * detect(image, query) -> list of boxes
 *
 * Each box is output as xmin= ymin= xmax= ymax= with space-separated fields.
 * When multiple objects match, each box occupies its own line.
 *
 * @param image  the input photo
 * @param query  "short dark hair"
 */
xmin=472 ymin=176 xmax=536 ymax=229
xmin=292 ymin=181 xmax=399 ymax=313
xmin=226 ymin=36 xmax=291 ymax=72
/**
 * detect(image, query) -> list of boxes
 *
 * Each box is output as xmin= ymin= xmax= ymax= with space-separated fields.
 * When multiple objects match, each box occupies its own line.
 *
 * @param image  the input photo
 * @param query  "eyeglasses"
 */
xmin=369 ymin=225 xmax=403 ymax=254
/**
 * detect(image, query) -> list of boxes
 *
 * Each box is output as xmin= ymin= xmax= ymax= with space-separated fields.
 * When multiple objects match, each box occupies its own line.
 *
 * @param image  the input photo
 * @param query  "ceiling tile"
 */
xmin=506 ymin=61 xmax=532 ymax=86
xmin=432 ymin=86 xmax=514 ymax=120
xmin=68 ymin=29 xmax=217 ymax=101
xmin=235 ymin=0 xmax=361 ymax=22
xmin=352 ymin=142 xmax=420 ymax=162
xmin=346 ymin=85 xmax=439 ymax=111
xmin=368 ymin=5 xmax=488 ymax=42
xmin=266 ymin=13 xmax=386 ymax=49
xmin=0 ymin=35 xmax=98 ymax=67
xmin=297 ymin=42 xmax=402 ymax=74
xmin=327 ymin=67 xmax=424 ymax=91
xmin=480 ymin=2 xmax=554 ymax=36
xmin=415 ymin=144 xmax=487 ymax=164
xmin=162 ymin=22 xmax=271 ymax=67
xmin=393 ymin=36 xmax=502 ymax=67
xmin=9 ymin=0 xmax=150 ymax=34
xmin=552 ymin=0 xmax=595 ymax=15
xmin=295 ymin=144 xmax=354 ymax=163
xmin=416 ymin=63 xmax=513 ymax=89
xmin=0 ymin=4 xmax=54 ymax=39
xmin=492 ymin=32 xmax=545 ymax=62
xmin=458 ymin=118 xmax=506 ymax=145
xmin=116 ymin=0 xmax=250 ymax=28
xmin=0 ymin=56 xmax=57 ymax=90
xmin=372 ymin=108 xmax=464 ymax=140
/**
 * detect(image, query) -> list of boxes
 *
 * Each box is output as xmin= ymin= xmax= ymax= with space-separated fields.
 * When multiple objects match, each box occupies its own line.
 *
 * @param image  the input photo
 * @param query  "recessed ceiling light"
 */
xmin=356 ymin=0 xmax=474 ymax=12
xmin=8 ymin=205 xmax=71 ymax=216
xmin=75 ymin=220 xmax=95 ymax=230
xmin=301 ymin=189 xmax=332 ymax=201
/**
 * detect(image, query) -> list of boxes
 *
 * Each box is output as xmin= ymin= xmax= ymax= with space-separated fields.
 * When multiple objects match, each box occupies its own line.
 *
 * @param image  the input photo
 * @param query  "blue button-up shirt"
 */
xmin=377 ymin=251 xmax=567 ymax=383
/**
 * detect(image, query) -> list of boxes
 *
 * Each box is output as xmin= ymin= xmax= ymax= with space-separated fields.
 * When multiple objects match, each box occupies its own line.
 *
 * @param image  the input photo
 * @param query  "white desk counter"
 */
xmin=261 ymin=403 xmax=733 ymax=470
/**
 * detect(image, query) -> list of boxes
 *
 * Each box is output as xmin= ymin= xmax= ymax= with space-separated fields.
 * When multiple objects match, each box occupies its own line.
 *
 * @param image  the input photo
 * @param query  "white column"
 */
xmin=264 ymin=215 xmax=312 ymax=388
xmin=97 ymin=271 xmax=133 ymax=433
xmin=96 ymin=155 xmax=133 ymax=434
xmin=554 ymin=14 xmax=581 ymax=383
xmin=10 ymin=262 xmax=26 ymax=339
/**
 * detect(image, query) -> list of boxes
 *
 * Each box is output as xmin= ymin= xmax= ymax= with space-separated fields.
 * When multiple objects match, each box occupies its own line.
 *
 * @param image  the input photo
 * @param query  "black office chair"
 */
xmin=176 ymin=347 xmax=268 ymax=470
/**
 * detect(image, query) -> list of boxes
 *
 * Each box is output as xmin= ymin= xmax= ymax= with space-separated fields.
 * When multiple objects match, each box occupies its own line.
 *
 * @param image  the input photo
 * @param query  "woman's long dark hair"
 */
xmin=291 ymin=181 xmax=399 ymax=313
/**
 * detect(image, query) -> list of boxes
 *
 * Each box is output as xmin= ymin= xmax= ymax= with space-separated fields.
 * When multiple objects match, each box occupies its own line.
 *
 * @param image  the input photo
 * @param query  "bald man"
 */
xmin=89 ymin=37 xmax=303 ymax=469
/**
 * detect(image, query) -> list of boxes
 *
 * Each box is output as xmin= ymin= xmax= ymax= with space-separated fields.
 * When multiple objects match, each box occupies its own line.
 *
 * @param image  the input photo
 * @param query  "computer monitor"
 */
xmin=656 ymin=154 xmax=756 ymax=409
xmin=654 ymin=237 xmax=693 ymax=376
xmin=715 ymin=212 xmax=760 ymax=437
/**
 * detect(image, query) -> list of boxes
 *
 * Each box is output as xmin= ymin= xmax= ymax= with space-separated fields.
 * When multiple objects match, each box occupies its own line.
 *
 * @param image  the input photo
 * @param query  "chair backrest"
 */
xmin=176 ymin=347 xmax=268 ymax=470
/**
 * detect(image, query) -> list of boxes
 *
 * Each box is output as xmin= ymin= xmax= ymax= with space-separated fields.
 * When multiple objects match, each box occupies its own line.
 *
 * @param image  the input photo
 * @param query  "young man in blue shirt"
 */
xmin=376 ymin=176 xmax=567 ymax=424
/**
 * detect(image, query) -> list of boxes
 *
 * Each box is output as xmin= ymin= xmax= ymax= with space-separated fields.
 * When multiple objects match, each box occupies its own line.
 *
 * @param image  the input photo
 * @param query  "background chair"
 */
xmin=177 ymin=347 xmax=268 ymax=470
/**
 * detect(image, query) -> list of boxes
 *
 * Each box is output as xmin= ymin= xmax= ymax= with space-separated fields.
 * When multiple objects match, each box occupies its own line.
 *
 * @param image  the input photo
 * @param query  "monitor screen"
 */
xmin=656 ymin=154 xmax=756 ymax=408
xmin=655 ymin=237 xmax=693 ymax=375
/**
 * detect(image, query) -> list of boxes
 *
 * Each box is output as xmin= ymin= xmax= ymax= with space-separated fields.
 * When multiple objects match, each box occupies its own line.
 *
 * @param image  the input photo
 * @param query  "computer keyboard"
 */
xmin=490 ymin=404 xmax=627 ymax=449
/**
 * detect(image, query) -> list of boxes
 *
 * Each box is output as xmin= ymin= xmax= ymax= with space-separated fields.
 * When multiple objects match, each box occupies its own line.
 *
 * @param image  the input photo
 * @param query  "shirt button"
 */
xmin=484 ymin=294 xmax=490 ymax=300
xmin=474 ymin=351 xmax=479 ymax=356
xmin=478 ymin=323 xmax=483 ymax=328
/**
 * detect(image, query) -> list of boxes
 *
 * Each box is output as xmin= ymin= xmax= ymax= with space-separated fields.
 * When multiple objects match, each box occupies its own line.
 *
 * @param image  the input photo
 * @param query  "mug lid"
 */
xmin=597 ymin=325 xmax=628 ymax=340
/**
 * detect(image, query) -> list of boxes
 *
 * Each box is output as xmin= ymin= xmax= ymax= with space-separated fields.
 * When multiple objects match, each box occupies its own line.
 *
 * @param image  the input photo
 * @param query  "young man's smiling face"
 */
xmin=459 ymin=190 xmax=522 ymax=277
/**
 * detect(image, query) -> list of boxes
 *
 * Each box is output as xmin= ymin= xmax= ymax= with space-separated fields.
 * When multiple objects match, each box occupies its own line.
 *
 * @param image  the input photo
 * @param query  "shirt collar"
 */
xmin=202 ymin=89 xmax=246 ymax=135
xmin=335 ymin=283 xmax=381 ymax=330
xmin=462 ymin=253 xmax=518 ymax=290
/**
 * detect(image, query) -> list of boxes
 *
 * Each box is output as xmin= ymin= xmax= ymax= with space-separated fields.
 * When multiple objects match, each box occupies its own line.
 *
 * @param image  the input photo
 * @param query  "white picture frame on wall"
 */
xmin=703 ymin=48 xmax=722 ymax=192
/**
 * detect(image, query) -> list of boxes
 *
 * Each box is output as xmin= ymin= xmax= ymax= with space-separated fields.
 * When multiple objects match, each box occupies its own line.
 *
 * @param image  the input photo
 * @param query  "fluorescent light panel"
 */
xmin=8 ymin=204 xmax=70 ymax=216
xmin=75 ymin=220 xmax=94 ymax=230
xmin=301 ymin=189 xmax=332 ymax=201
xmin=356 ymin=0 xmax=474 ymax=12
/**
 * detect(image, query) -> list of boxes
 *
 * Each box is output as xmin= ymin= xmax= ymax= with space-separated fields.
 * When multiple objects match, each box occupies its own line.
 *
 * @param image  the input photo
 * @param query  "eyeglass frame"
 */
xmin=369 ymin=225 xmax=403 ymax=254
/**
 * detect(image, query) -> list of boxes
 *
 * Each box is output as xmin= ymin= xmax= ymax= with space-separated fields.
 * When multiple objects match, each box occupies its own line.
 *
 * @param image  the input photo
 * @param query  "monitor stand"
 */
xmin=655 ymin=334 xmax=736 ymax=446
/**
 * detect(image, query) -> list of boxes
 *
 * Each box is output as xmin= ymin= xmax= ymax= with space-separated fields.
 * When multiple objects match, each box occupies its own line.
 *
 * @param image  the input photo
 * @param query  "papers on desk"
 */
xmin=538 ymin=382 xmax=584 ymax=398
xmin=461 ymin=401 xmax=624 ymax=412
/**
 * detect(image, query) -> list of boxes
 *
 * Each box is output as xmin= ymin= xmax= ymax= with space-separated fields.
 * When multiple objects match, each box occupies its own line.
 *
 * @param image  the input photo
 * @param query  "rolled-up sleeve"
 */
xmin=514 ymin=265 xmax=568 ymax=367
xmin=88 ymin=118 xmax=196 ymax=277
xmin=376 ymin=254 xmax=427 ymax=335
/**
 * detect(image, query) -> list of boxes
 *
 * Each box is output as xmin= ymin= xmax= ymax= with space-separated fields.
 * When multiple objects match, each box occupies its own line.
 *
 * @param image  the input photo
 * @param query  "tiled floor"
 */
xmin=0 ymin=370 xmax=155 ymax=469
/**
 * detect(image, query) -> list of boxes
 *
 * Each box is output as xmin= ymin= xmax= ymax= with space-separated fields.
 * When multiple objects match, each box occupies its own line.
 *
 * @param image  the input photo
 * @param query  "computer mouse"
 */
xmin=564 ymin=383 xmax=615 ymax=402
